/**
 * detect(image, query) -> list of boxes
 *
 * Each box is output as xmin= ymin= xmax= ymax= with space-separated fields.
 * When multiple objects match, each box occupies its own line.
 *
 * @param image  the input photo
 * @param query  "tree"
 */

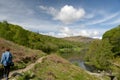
xmin=0 ymin=21 xmax=10 ymax=39
xmin=103 ymin=26 xmax=120 ymax=55
xmin=85 ymin=39 xmax=113 ymax=70
xmin=13 ymin=27 xmax=29 ymax=45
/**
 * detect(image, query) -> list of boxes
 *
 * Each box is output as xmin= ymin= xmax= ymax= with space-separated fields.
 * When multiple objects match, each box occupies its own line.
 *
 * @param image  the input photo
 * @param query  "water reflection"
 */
xmin=70 ymin=59 xmax=96 ymax=72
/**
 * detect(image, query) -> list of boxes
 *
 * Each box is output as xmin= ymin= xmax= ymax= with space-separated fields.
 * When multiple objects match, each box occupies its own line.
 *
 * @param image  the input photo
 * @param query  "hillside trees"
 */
xmin=13 ymin=26 xmax=29 ymax=46
xmin=85 ymin=39 xmax=113 ymax=70
xmin=0 ymin=21 xmax=11 ymax=39
xmin=103 ymin=26 xmax=120 ymax=55
xmin=85 ymin=25 xmax=120 ymax=70
xmin=0 ymin=21 xmax=78 ymax=54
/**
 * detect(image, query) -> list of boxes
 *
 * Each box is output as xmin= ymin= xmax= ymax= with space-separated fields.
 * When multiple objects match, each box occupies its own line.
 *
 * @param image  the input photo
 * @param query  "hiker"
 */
xmin=1 ymin=48 xmax=13 ymax=80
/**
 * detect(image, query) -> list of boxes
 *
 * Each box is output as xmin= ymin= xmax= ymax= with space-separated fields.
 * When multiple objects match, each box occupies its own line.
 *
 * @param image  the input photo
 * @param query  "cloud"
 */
xmin=54 ymin=5 xmax=85 ymax=24
xmin=39 ymin=5 xmax=85 ymax=24
xmin=39 ymin=5 xmax=57 ymax=16
xmin=41 ymin=27 xmax=73 ymax=38
xmin=59 ymin=27 xmax=73 ymax=36
xmin=85 ymin=12 xmax=120 ymax=25
xmin=0 ymin=0 xmax=63 ymax=35
xmin=40 ymin=26 xmax=105 ymax=39
xmin=0 ymin=0 xmax=58 ymax=31
xmin=0 ymin=0 xmax=35 ymax=22
xmin=102 ymin=18 xmax=120 ymax=25
xmin=84 ymin=14 xmax=95 ymax=19
xmin=72 ymin=29 xmax=100 ymax=38
xmin=0 ymin=0 xmax=117 ymax=39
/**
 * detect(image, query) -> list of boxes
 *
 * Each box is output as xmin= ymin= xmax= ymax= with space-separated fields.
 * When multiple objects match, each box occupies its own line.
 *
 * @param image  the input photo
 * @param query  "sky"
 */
xmin=0 ymin=0 xmax=120 ymax=39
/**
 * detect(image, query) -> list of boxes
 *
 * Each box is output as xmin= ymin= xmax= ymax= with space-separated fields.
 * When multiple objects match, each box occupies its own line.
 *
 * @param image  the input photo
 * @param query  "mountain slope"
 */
xmin=0 ymin=37 xmax=45 ymax=77
xmin=0 ymin=21 xmax=82 ymax=54
xmin=103 ymin=25 xmax=120 ymax=55
xmin=14 ymin=54 xmax=101 ymax=80
xmin=63 ymin=36 xmax=94 ymax=43
xmin=84 ymin=25 xmax=120 ymax=79
xmin=0 ymin=21 xmax=108 ymax=80
xmin=102 ymin=26 xmax=120 ymax=79
xmin=0 ymin=38 xmax=102 ymax=80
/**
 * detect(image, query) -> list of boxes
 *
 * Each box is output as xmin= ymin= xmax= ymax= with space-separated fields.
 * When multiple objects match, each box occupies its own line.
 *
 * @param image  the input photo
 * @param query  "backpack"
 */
xmin=7 ymin=52 xmax=14 ymax=66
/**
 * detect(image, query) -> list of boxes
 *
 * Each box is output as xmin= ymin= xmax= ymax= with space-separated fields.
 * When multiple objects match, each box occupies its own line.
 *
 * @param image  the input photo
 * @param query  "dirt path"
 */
xmin=11 ymin=56 xmax=45 ymax=76
xmin=86 ymin=71 xmax=105 ymax=80
xmin=1 ymin=56 xmax=45 ymax=80
xmin=1 ymin=56 xmax=109 ymax=80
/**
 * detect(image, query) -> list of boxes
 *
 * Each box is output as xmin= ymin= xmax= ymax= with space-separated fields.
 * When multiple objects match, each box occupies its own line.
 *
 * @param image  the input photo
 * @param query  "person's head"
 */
xmin=6 ymin=48 xmax=10 ymax=51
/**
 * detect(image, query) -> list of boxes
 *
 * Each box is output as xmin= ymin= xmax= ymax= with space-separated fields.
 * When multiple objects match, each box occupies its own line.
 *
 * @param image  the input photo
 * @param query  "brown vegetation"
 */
xmin=0 ymin=37 xmax=44 ymax=66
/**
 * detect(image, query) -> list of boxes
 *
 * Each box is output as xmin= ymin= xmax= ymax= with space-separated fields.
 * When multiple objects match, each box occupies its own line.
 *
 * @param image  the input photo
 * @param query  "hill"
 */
xmin=0 ymin=37 xmax=45 ymax=77
xmin=0 ymin=21 xmax=86 ymax=60
xmin=0 ymin=21 xmax=103 ymax=80
xmin=63 ymin=36 xmax=94 ymax=43
xmin=0 ymin=21 xmax=82 ymax=54
xmin=14 ymin=54 xmax=101 ymax=80
xmin=84 ymin=25 xmax=120 ymax=79
xmin=0 ymin=38 xmax=102 ymax=80
xmin=102 ymin=26 xmax=120 ymax=79
xmin=103 ymin=25 xmax=120 ymax=55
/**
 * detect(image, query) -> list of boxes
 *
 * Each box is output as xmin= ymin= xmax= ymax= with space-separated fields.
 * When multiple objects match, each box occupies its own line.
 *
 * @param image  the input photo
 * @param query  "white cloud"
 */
xmin=11 ymin=19 xmax=59 ymax=32
xmin=72 ymin=29 xmax=100 ymax=38
xmin=54 ymin=5 xmax=85 ymax=24
xmin=40 ymin=26 xmax=105 ymax=39
xmin=60 ymin=27 xmax=73 ymax=36
xmin=85 ymin=12 xmax=120 ymax=25
xmin=0 ymin=0 xmax=58 ymax=32
xmin=42 ymin=27 xmax=73 ymax=38
xmin=0 ymin=0 xmax=35 ymax=22
xmin=103 ymin=18 xmax=120 ymax=25
xmin=39 ymin=5 xmax=85 ymax=24
xmin=84 ymin=14 xmax=95 ymax=19
xmin=0 ymin=0 xmax=116 ymax=39
xmin=39 ymin=6 xmax=57 ymax=16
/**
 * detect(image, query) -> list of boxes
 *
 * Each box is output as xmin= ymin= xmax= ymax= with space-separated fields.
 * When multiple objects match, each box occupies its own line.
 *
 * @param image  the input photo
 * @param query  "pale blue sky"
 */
xmin=0 ymin=0 xmax=120 ymax=38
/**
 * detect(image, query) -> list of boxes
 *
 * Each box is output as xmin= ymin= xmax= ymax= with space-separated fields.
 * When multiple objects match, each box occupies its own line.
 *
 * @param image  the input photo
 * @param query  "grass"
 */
xmin=16 ymin=54 xmax=101 ymax=80
xmin=0 ymin=38 xmax=45 ymax=76
xmin=110 ymin=57 xmax=120 ymax=79
xmin=1 ymin=37 xmax=116 ymax=80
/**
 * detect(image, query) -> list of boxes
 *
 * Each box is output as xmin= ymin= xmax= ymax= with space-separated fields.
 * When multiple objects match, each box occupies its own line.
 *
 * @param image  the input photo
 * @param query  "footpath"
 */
xmin=1 ymin=56 xmax=45 ymax=80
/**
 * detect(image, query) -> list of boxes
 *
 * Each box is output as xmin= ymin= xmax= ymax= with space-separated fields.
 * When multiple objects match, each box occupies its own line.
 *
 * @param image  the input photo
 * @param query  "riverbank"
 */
xmin=69 ymin=59 xmax=119 ymax=80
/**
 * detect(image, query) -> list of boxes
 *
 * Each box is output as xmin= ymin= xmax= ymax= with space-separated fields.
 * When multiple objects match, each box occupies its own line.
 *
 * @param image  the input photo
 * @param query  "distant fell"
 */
xmin=63 ymin=36 xmax=94 ymax=43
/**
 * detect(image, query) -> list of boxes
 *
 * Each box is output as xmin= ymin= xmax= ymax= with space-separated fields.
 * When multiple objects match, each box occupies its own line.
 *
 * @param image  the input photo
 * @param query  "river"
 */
xmin=69 ymin=59 xmax=97 ymax=72
xmin=69 ymin=59 xmax=118 ymax=80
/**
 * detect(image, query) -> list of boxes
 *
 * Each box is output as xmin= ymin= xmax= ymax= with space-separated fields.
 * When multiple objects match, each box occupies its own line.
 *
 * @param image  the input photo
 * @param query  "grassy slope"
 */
xmin=102 ymin=26 xmax=120 ymax=79
xmin=0 ymin=38 xmax=101 ymax=80
xmin=0 ymin=38 xmax=45 ymax=70
xmin=17 ymin=54 xmax=101 ymax=80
